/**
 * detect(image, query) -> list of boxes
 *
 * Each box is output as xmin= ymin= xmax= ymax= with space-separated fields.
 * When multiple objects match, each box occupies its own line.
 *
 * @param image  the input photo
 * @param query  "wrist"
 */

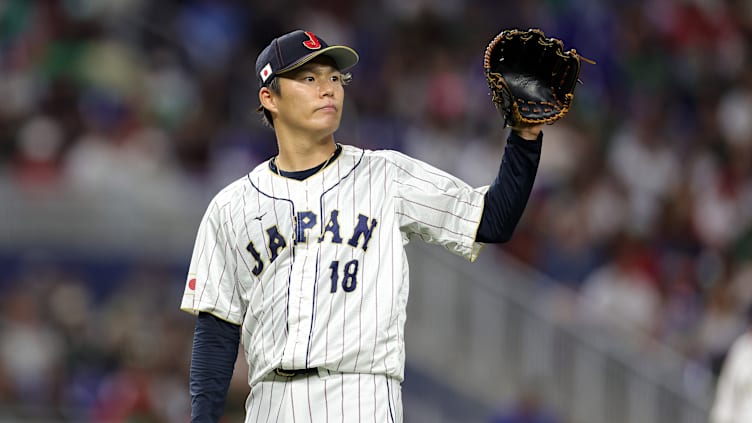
xmin=512 ymin=125 xmax=543 ymax=141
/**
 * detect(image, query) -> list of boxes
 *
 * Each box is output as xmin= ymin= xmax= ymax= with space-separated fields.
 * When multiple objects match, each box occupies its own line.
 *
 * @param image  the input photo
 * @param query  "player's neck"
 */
xmin=274 ymin=135 xmax=338 ymax=172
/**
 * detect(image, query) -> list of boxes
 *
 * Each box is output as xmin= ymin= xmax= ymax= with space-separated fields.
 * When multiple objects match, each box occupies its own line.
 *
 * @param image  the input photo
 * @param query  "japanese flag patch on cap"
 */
xmin=259 ymin=63 xmax=273 ymax=83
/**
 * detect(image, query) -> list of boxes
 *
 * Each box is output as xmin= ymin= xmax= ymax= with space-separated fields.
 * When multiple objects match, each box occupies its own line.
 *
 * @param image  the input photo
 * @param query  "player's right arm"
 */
xmin=190 ymin=312 xmax=240 ymax=423
xmin=181 ymin=192 xmax=247 ymax=422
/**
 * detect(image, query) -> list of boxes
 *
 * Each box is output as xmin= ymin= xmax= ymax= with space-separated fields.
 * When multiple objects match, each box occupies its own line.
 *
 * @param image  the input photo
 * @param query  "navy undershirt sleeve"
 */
xmin=190 ymin=312 xmax=241 ymax=423
xmin=476 ymin=131 xmax=542 ymax=243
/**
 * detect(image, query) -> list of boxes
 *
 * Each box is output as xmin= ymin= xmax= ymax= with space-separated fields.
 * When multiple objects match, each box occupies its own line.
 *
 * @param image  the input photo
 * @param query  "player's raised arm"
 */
xmin=476 ymin=27 xmax=591 ymax=243
xmin=474 ymin=126 xmax=543 ymax=244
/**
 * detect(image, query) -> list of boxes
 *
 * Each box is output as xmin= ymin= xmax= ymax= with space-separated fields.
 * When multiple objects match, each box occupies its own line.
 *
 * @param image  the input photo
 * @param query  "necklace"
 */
xmin=272 ymin=144 xmax=340 ymax=177
xmin=272 ymin=145 xmax=340 ymax=244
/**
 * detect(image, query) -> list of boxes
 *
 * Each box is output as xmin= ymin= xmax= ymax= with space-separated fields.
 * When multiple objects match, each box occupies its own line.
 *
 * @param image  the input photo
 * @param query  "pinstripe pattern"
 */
xmin=181 ymin=144 xmax=486 ymax=420
xmin=245 ymin=371 xmax=402 ymax=423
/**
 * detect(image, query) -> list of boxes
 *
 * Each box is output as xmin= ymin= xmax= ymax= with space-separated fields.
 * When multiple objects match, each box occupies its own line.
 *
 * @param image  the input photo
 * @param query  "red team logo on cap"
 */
xmin=303 ymin=31 xmax=322 ymax=50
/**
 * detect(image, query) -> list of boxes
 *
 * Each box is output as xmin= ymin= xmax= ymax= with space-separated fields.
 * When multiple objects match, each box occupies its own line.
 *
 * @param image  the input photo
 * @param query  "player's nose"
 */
xmin=319 ymin=79 xmax=337 ymax=97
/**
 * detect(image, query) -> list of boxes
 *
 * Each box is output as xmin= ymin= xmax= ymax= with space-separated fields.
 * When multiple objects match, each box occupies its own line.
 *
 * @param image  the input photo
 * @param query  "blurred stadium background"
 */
xmin=1 ymin=0 xmax=751 ymax=422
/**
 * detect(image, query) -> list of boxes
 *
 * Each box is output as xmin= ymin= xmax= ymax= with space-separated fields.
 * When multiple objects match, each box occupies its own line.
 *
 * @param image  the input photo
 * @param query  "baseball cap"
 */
xmin=255 ymin=29 xmax=359 ymax=88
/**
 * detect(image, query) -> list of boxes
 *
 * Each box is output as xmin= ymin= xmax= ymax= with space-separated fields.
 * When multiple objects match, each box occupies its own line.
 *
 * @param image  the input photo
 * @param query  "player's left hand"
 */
xmin=512 ymin=124 xmax=544 ymax=141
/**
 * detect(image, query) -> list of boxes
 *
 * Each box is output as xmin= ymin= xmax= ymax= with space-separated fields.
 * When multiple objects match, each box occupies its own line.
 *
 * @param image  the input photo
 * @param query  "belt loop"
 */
xmin=274 ymin=368 xmax=298 ymax=378
xmin=273 ymin=368 xmax=319 ymax=378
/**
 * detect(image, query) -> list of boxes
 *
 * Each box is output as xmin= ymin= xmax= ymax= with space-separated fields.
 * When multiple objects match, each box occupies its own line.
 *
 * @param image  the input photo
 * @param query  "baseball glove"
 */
xmin=483 ymin=28 xmax=593 ymax=128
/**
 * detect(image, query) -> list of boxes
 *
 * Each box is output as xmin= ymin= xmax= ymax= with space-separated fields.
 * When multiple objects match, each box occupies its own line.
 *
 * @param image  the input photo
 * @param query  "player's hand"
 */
xmin=511 ymin=124 xmax=544 ymax=141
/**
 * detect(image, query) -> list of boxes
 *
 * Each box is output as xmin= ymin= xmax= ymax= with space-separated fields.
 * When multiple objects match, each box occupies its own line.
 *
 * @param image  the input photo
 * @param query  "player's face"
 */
xmin=272 ymin=59 xmax=345 ymax=138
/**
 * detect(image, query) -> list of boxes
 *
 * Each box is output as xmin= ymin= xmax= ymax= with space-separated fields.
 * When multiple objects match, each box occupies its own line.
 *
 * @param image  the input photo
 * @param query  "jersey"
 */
xmin=711 ymin=331 xmax=752 ymax=423
xmin=180 ymin=144 xmax=487 ymax=388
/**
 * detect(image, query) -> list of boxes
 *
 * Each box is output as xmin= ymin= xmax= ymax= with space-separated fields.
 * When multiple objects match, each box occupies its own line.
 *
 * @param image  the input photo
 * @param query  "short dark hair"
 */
xmin=258 ymin=77 xmax=281 ymax=128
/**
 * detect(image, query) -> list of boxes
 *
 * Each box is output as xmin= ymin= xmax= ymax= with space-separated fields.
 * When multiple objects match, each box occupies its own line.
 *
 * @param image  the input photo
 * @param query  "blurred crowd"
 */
xmin=2 ymin=0 xmax=752 ymax=421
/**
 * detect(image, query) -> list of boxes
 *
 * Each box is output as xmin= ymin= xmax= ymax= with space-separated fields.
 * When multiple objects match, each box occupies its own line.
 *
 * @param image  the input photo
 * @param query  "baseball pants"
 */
xmin=245 ymin=369 xmax=403 ymax=422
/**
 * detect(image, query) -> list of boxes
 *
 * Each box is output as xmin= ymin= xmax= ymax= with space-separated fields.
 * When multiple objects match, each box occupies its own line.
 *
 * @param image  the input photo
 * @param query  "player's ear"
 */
xmin=259 ymin=87 xmax=278 ymax=113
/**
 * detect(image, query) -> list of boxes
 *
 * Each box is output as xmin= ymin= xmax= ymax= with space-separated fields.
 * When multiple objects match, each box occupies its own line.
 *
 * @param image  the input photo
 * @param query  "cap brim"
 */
xmin=278 ymin=45 xmax=359 ymax=75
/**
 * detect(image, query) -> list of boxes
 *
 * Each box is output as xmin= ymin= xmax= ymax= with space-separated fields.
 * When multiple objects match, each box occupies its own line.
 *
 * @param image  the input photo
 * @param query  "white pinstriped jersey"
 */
xmin=711 ymin=331 xmax=752 ymax=423
xmin=180 ymin=144 xmax=487 ymax=387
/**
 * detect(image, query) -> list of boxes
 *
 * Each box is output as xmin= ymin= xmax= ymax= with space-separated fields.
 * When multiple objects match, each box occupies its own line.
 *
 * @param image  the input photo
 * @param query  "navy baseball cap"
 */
xmin=255 ymin=30 xmax=359 ymax=88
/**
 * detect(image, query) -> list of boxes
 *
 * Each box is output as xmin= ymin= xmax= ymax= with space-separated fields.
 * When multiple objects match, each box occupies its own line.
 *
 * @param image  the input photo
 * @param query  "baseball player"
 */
xmin=710 ymin=303 xmax=752 ymax=423
xmin=181 ymin=29 xmax=545 ymax=422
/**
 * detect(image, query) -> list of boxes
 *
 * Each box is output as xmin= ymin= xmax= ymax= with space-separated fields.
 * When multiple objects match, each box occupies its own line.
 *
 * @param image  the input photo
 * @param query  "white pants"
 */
xmin=245 ymin=369 xmax=403 ymax=423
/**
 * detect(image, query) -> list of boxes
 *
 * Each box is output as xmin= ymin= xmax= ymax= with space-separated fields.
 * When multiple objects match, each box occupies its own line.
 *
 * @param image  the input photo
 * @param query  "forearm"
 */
xmin=475 ymin=130 xmax=542 ymax=243
xmin=190 ymin=312 xmax=241 ymax=423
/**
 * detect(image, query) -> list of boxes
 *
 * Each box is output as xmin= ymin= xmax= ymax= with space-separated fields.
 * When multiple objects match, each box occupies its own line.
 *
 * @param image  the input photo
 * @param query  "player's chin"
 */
xmin=311 ymin=115 xmax=342 ymax=133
